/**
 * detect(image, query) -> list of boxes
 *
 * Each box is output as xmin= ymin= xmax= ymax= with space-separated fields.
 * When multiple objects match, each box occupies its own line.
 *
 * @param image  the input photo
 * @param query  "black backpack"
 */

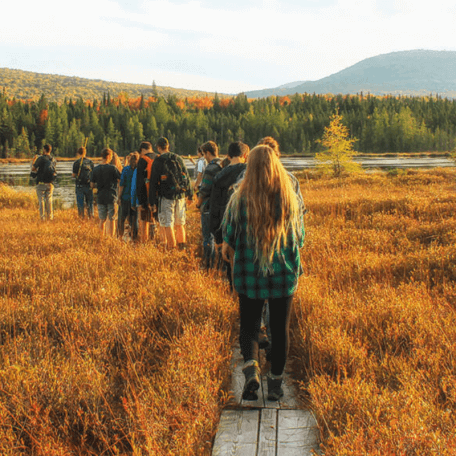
xmin=162 ymin=153 xmax=190 ymax=196
xmin=76 ymin=158 xmax=92 ymax=185
xmin=38 ymin=156 xmax=57 ymax=183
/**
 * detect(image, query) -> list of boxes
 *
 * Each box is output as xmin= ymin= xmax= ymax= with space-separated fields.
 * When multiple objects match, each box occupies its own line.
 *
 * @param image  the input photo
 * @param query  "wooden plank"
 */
xmin=279 ymin=376 xmax=300 ymax=409
xmin=212 ymin=409 xmax=260 ymax=456
xmin=258 ymin=408 xmax=278 ymax=456
xmin=277 ymin=410 xmax=319 ymax=456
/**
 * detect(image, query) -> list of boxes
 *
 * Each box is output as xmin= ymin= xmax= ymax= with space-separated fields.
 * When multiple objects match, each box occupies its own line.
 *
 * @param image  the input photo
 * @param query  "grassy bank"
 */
xmin=0 ymin=188 xmax=237 ymax=455
xmin=1 ymin=169 xmax=456 ymax=454
xmin=293 ymin=168 xmax=456 ymax=455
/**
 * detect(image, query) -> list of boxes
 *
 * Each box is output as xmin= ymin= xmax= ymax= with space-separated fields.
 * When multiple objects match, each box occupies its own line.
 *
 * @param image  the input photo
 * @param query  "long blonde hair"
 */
xmin=224 ymin=145 xmax=301 ymax=274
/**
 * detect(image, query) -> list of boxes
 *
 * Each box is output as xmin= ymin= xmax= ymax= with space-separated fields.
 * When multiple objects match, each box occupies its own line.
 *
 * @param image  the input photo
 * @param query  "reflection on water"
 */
xmin=1 ymin=156 xmax=454 ymax=209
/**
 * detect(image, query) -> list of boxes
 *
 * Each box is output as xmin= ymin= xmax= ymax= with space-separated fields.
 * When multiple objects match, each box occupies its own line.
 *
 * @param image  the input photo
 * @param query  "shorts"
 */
xmin=140 ymin=206 xmax=152 ymax=222
xmin=98 ymin=203 xmax=117 ymax=221
xmin=158 ymin=197 xmax=186 ymax=227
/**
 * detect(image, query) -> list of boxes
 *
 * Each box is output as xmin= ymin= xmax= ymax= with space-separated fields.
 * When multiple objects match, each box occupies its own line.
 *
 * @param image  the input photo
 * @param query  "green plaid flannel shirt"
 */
xmin=224 ymin=202 xmax=305 ymax=300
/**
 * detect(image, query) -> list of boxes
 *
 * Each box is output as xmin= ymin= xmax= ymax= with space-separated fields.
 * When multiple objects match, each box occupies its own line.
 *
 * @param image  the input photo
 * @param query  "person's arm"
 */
xmin=72 ymin=159 xmax=80 ymax=179
xmin=193 ymin=172 xmax=203 ymax=191
xmin=222 ymin=206 xmax=236 ymax=262
xmin=131 ymin=168 xmax=138 ymax=209
xmin=221 ymin=241 xmax=235 ymax=263
xmin=31 ymin=156 xmax=41 ymax=173
xmin=90 ymin=166 xmax=97 ymax=189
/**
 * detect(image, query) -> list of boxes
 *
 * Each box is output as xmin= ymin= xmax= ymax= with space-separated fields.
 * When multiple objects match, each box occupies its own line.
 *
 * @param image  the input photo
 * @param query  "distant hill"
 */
xmin=0 ymin=68 xmax=217 ymax=103
xmin=245 ymin=50 xmax=456 ymax=99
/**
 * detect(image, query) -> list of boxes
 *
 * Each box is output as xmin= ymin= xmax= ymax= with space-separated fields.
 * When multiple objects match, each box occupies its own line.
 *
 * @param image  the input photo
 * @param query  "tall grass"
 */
xmin=293 ymin=169 xmax=456 ymax=455
xmin=0 ymin=190 xmax=237 ymax=455
xmin=2 ymin=170 xmax=456 ymax=455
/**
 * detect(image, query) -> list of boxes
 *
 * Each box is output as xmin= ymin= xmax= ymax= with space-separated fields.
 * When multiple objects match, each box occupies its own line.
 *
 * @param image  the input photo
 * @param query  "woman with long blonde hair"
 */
xmin=222 ymin=145 xmax=305 ymax=401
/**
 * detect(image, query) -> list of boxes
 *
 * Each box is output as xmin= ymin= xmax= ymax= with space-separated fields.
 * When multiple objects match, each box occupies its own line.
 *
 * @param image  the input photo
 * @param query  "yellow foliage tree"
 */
xmin=315 ymin=113 xmax=362 ymax=176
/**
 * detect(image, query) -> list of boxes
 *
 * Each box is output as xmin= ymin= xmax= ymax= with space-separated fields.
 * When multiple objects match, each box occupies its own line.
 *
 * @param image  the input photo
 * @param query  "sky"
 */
xmin=2 ymin=0 xmax=456 ymax=94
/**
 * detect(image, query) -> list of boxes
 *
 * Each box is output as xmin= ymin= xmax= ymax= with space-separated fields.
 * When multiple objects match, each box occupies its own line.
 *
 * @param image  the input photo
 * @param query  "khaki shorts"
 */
xmin=158 ymin=197 xmax=186 ymax=227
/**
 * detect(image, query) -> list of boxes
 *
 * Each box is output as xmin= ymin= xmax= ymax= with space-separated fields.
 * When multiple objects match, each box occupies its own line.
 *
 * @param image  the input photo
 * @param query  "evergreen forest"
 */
xmin=1 ymin=91 xmax=456 ymax=158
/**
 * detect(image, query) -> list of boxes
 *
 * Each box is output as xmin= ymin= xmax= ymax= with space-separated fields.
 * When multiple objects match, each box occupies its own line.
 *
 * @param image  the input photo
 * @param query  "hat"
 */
xmin=156 ymin=137 xmax=169 ymax=149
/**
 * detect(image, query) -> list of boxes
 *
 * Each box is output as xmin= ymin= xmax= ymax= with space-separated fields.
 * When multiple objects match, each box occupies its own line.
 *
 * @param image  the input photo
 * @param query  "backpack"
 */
xmin=142 ymin=154 xmax=154 ymax=194
xmin=76 ymin=158 xmax=92 ymax=185
xmin=161 ymin=153 xmax=190 ymax=196
xmin=40 ymin=156 xmax=57 ymax=182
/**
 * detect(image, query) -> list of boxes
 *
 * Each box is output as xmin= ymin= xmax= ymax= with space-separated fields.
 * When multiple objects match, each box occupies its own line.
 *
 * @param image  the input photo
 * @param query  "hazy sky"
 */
xmin=2 ymin=0 xmax=456 ymax=94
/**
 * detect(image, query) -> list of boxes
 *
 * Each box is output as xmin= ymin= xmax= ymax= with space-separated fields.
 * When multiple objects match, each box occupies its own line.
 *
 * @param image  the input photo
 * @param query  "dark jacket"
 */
xmin=209 ymin=163 xmax=246 ymax=244
xmin=34 ymin=155 xmax=56 ymax=184
xmin=198 ymin=158 xmax=222 ymax=212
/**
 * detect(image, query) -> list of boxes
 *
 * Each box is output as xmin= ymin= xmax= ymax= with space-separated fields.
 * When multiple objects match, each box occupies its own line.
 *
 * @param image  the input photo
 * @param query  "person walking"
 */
xmin=196 ymin=141 xmax=222 ymax=268
xmin=72 ymin=146 xmax=94 ymax=218
xmin=135 ymin=142 xmax=157 ymax=242
xmin=31 ymin=144 xmax=56 ymax=221
xmin=148 ymin=137 xmax=193 ymax=249
xmin=118 ymin=152 xmax=139 ymax=240
xmin=209 ymin=141 xmax=249 ymax=284
xmin=222 ymin=145 xmax=305 ymax=401
xmin=90 ymin=148 xmax=121 ymax=237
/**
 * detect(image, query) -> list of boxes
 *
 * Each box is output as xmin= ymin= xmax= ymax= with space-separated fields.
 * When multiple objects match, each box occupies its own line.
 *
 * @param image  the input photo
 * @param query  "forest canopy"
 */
xmin=1 ymin=90 xmax=456 ymax=158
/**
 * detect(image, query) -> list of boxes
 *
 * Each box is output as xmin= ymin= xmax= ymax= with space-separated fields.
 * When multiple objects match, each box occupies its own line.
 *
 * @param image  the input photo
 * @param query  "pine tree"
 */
xmin=315 ymin=113 xmax=361 ymax=176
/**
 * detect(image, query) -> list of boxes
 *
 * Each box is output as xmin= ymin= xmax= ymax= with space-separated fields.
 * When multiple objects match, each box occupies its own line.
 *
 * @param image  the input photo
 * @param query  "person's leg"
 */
xmin=130 ymin=208 xmax=138 ymax=240
xmin=98 ymin=204 xmax=107 ymax=235
xmin=118 ymin=200 xmax=128 ymax=237
xmin=163 ymin=227 xmax=176 ymax=248
xmin=139 ymin=207 xmax=150 ymax=242
xmin=110 ymin=204 xmax=117 ymax=237
xmin=238 ymin=294 xmax=265 ymax=399
xmin=174 ymin=198 xmax=187 ymax=248
xmin=158 ymin=198 xmax=177 ymax=248
xmin=45 ymin=184 xmax=54 ymax=220
xmin=36 ymin=184 xmax=45 ymax=220
xmin=201 ymin=211 xmax=214 ymax=268
xmin=175 ymin=225 xmax=186 ymax=243
xmin=267 ymin=295 xmax=294 ymax=376
xmin=85 ymin=187 xmax=94 ymax=218
xmin=99 ymin=219 xmax=106 ymax=235
xmin=238 ymin=294 xmax=265 ymax=364
xmin=76 ymin=187 xmax=85 ymax=218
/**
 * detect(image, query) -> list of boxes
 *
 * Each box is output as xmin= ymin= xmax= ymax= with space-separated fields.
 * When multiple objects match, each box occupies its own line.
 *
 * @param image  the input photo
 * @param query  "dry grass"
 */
xmin=2 ymin=169 xmax=456 ymax=455
xmin=292 ymin=168 xmax=456 ymax=455
xmin=0 ymin=189 xmax=237 ymax=455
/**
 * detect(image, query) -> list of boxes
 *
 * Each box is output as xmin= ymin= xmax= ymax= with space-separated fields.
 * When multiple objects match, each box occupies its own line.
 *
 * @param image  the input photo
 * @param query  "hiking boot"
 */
xmin=267 ymin=373 xmax=283 ymax=401
xmin=242 ymin=360 xmax=260 ymax=401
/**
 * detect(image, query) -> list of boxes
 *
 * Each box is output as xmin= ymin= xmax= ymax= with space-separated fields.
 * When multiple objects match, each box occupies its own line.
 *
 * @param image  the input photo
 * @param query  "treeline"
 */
xmin=1 ymin=91 xmax=456 ymax=158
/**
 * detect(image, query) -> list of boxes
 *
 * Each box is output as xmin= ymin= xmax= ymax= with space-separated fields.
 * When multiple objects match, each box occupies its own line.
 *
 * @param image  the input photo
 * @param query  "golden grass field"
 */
xmin=1 ymin=168 xmax=456 ymax=455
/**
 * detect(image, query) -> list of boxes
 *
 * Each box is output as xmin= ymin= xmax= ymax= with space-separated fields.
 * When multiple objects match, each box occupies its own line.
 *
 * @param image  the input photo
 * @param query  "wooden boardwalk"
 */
xmin=212 ymin=346 xmax=320 ymax=455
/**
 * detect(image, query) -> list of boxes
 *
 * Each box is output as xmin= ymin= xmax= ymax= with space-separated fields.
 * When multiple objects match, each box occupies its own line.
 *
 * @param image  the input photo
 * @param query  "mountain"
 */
xmin=245 ymin=50 xmax=456 ymax=99
xmin=0 ymin=68 xmax=217 ymax=103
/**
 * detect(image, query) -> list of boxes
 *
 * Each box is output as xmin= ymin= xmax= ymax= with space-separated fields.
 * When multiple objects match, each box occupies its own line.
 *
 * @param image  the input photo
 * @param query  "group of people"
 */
xmin=30 ymin=136 xmax=306 ymax=402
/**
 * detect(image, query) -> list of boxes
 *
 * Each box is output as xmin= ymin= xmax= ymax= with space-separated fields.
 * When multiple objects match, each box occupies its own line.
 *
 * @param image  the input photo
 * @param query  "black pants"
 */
xmin=238 ymin=294 xmax=294 ymax=376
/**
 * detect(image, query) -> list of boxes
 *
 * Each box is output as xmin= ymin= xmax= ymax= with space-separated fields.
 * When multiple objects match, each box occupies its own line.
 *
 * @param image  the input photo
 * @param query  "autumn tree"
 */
xmin=315 ymin=113 xmax=361 ymax=176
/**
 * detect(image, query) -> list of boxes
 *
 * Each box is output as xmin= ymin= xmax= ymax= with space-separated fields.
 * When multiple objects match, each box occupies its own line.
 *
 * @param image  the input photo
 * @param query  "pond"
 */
xmin=0 ymin=155 xmax=454 ymax=209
